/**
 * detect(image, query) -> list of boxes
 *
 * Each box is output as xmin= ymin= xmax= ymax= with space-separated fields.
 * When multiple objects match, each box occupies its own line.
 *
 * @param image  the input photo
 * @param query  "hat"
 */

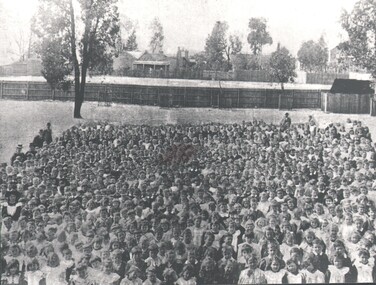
xmin=241 ymin=244 xmax=252 ymax=252
xmin=149 ymin=243 xmax=159 ymax=251
xmin=131 ymin=246 xmax=142 ymax=254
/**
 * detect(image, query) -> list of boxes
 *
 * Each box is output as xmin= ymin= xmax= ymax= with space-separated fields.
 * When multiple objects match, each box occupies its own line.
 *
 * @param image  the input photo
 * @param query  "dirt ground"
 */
xmin=1 ymin=99 xmax=375 ymax=164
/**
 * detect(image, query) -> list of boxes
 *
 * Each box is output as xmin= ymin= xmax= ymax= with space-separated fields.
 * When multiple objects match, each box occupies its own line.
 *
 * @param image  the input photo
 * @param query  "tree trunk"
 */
xmin=74 ymin=97 xmax=83 ymax=118
xmin=69 ymin=0 xmax=82 ymax=119
xmin=371 ymin=98 xmax=376 ymax=117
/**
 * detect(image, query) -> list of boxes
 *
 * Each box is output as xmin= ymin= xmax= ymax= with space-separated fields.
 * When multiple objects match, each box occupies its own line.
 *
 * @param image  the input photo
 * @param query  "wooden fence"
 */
xmin=0 ymin=81 xmax=324 ymax=109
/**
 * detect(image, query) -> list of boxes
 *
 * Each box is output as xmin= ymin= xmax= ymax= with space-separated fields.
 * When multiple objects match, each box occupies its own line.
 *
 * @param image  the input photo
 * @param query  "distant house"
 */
xmin=175 ymin=47 xmax=196 ymax=70
xmin=0 ymin=57 xmax=42 ymax=76
xmin=322 ymin=79 xmax=374 ymax=114
xmin=112 ymin=51 xmax=143 ymax=75
xmin=133 ymin=51 xmax=170 ymax=72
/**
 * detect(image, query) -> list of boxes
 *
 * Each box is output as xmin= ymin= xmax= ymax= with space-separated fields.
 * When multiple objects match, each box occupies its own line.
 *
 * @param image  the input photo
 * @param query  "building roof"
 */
xmin=127 ymin=51 xmax=143 ymax=59
xmin=133 ymin=60 xmax=170 ymax=66
xmin=138 ymin=51 xmax=168 ymax=62
xmin=330 ymin=79 xmax=374 ymax=94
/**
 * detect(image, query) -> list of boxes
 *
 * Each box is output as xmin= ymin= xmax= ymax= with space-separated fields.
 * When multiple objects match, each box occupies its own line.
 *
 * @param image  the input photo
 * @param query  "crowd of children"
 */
xmin=1 ymin=117 xmax=376 ymax=284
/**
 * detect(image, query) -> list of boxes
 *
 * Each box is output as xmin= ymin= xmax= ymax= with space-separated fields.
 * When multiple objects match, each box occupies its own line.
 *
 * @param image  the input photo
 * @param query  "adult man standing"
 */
xmin=33 ymin=129 xmax=45 ymax=148
xmin=280 ymin=112 xmax=291 ymax=131
xmin=44 ymin=122 xmax=53 ymax=144
xmin=10 ymin=144 xmax=25 ymax=166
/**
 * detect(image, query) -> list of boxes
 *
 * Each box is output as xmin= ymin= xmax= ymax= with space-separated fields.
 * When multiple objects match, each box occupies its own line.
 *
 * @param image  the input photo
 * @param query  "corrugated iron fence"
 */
xmin=0 ymin=81 xmax=324 ymax=109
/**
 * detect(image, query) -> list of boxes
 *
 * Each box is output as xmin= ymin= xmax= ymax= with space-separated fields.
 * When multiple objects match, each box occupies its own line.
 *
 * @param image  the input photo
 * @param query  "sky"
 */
xmin=0 ymin=0 xmax=358 ymax=64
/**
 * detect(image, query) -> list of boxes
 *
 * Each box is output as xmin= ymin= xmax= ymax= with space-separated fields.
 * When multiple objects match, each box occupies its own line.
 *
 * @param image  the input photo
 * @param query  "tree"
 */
xmin=247 ymin=17 xmax=273 ymax=55
xmin=204 ymin=21 xmax=228 ymax=70
xmin=124 ymin=29 xmax=138 ymax=51
xmin=149 ymin=17 xmax=164 ymax=53
xmin=32 ymin=0 xmax=120 ymax=118
xmin=340 ymin=0 xmax=376 ymax=78
xmin=268 ymin=44 xmax=296 ymax=90
xmin=297 ymin=37 xmax=328 ymax=72
xmin=37 ymin=39 xmax=72 ymax=90
xmin=225 ymin=34 xmax=242 ymax=70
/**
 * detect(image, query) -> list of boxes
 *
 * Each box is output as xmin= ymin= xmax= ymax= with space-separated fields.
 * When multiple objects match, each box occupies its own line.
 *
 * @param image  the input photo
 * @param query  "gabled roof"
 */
xmin=127 ymin=51 xmax=143 ymax=59
xmin=330 ymin=79 xmax=374 ymax=94
xmin=138 ymin=51 xmax=168 ymax=62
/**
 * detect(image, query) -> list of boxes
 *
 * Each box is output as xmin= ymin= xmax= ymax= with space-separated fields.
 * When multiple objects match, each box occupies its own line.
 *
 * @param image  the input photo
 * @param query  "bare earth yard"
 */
xmin=1 ymin=99 xmax=376 ymax=164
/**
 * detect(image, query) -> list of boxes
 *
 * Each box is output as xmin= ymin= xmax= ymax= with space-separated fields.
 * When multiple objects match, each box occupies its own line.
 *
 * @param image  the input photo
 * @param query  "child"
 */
xmin=352 ymin=248 xmax=374 ymax=283
xmin=259 ymin=241 xmax=284 ymax=270
xmin=309 ymin=238 xmax=330 ymax=276
xmin=328 ymin=253 xmax=350 ymax=283
xmin=282 ymin=258 xmax=305 ymax=284
xmin=4 ymin=245 xmax=23 ymax=272
xmin=264 ymin=256 xmax=286 ymax=284
xmin=300 ymin=230 xmax=315 ymax=259
xmin=1 ymin=259 xmax=24 ymax=285
xmin=145 ymin=243 xmax=163 ymax=269
xmin=69 ymin=263 xmax=92 ymax=285
xmin=43 ymin=252 xmax=68 ymax=285
xmin=119 ymin=265 xmax=142 ymax=285
xmin=301 ymin=258 xmax=325 ymax=284
xmin=346 ymin=232 xmax=362 ymax=259
xmin=176 ymin=264 xmax=196 ymax=285
xmin=97 ymin=260 xmax=120 ymax=285
xmin=24 ymin=258 xmax=45 ymax=285
xmin=279 ymin=232 xmax=296 ymax=262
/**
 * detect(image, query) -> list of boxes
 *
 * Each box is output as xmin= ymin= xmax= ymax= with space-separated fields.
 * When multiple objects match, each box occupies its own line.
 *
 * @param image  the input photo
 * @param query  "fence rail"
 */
xmin=0 ymin=80 xmax=325 ymax=109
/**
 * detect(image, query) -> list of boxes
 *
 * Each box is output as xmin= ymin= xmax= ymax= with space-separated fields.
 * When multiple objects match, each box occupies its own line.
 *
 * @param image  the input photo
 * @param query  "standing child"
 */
xmin=354 ymin=249 xmax=374 ymax=283
xmin=328 ymin=253 xmax=349 ymax=283
xmin=264 ymin=256 xmax=286 ymax=284
xmin=308 ymin=239 xmax=330 ymax=276
xmin=176 ymin=264 xmax=197 ymax=285
xmin=282 ymin=259 xmax=305 ymax=284
xmin=301 ymin=258 xmax=325 ymax=284
xmin=1 ymin=259 xmax=24 ymax=285
xmin=43 ymin=252 xmax=68 ymax=285
xmin=24 ymin=259 xmax=45 ymax=285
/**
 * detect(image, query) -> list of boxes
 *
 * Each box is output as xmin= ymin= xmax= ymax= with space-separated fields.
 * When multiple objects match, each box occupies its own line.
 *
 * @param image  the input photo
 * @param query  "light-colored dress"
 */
xmin=328 ymin=265 xmax=349 ymax=283
xmin=264 ymin=269 xmax=286 ymax=284
xmin=354 ymin=260 xmax=374 ymax=283
xmin=96 ymin=272 xmax=120 ymax=285
xmin=44 ymin=265 xmax=68 ymax=285
xmin=24 ymin=270 xmax=45 ymax=285
xmin=238 ymin=268 xmax=267 ymax=284
xmin=301 ymin=269 xmax=325 ymax=283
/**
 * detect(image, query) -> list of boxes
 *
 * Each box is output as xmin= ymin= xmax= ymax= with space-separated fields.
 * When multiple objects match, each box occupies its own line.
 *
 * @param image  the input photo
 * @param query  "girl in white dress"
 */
xmin=1 ymin=259 xmax=24 ymax=285
xmin=354 ymin=249 xmax=374 ymax=283
xmin=24 ymin=259 xmax=45 ymax=285
xmin=283 ymin=259 xmax=305 ymax=284
xmin=264 ymin=257 xmax=286 ymax=284
xmin=43 ymin=252 xmax=68 ymax=285
xmin=328 ymin=254 xmax=349 ymax=283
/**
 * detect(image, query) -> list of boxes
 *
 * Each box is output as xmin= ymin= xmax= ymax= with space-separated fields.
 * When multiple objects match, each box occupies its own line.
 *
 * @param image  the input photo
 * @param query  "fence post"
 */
xmin=52 ymin=89 xmax=55 ymax=101
xmin=237 ymin=89 xmax=240 ymax=108
xmin=184 ymin=86 xmax=187 ymax=107
xmin=292 ymin=89 xmax=295 ymax=109
xmin=264 ymin=89 xmax=267 ymax=108
xmin=157 ymin=86 xmax=160 ymax=106
xmin=0 ymin=81 xmax=3 ymax=98
xmin=26 ymin=81 xmax=29 ymax=100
